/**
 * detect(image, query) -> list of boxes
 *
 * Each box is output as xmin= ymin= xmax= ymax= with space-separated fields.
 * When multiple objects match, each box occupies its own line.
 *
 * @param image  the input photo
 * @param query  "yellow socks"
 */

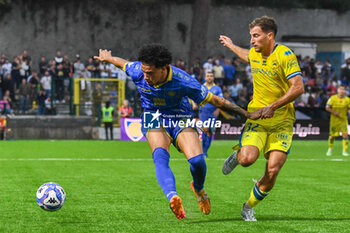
xmin=246 ymin=184 xmax=269 ymax=208
xmin=343 ymin=139 xmax=348 ymax=152
xmin=328 ymin=137 xmax=334 ymax=149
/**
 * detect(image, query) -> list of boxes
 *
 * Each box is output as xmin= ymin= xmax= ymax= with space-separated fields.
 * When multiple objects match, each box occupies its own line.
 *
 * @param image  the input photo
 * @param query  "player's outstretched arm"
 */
xmin=94 ymin=49 xmax=128 ymax=69
xmin=219 ymin=35 xmax=249 ymax=63
xmin=209 ymin=95 xmax=261 ymax=120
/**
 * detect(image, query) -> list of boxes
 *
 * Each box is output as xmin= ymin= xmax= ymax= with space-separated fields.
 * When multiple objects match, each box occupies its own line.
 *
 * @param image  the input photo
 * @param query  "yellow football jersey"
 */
xmin=248 ymin=44 xmax=302 ymax=123
xmin=327 ymin=94 xmax=350 ymax=126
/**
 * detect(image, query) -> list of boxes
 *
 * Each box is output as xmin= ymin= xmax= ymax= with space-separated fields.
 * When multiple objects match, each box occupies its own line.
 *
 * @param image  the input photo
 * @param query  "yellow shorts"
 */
xmin=239 ymin=120 xmax=293 ymax=158
xmin=330 ymin=122 xmax=348 ymax=137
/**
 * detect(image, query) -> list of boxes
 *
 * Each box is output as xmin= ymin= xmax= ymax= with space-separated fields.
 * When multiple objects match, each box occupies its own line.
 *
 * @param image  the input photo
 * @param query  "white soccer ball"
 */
xmin=36 ymin=182 xmax=66 ymax=211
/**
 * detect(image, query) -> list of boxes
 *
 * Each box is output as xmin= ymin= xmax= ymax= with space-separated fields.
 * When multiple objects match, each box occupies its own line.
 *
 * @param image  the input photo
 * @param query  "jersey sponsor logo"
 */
xmin=252 ymin=60 xmax=260 ymax=63
xmin=153 ymin=98 xmax=166 ymax=106
xmin=251 ymin=67 xmax=277 ymax=77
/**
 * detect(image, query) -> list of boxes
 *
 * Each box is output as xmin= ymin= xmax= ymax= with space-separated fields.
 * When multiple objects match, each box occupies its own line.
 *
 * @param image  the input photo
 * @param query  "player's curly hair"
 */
xmin=138 ymin=43 xmax=172 ymax=68
xmin=249 ymin=16 xmax=277 ymax=37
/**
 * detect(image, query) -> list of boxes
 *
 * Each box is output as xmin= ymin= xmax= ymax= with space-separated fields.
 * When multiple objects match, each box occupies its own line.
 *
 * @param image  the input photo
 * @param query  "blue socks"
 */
xmin=202 ymin=132 xmax=212 ymax=157
xmin=188 ymin=154 xmax=207 ymax=192
xmin=152 ymin=148 xmax=207 ymax=200
xmin=152 ymin=148 xmax=177 ymax=201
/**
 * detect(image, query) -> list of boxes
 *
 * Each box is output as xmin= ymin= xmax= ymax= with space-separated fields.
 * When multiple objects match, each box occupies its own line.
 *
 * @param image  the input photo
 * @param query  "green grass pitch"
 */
xmin=0 ymin=140 xmax=349 ymax=232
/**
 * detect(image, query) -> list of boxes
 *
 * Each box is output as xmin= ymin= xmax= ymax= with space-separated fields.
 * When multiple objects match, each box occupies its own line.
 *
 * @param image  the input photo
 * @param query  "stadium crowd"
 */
xmin=0 ymin=50 xmax=349 ymax=118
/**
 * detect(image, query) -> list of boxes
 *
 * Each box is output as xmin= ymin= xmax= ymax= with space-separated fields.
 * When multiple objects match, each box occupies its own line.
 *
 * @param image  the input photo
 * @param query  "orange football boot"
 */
xmin=169 ymin=195 xmax=186 ymax=220
xmin=190 ymin=181 xmax=211 ymax=215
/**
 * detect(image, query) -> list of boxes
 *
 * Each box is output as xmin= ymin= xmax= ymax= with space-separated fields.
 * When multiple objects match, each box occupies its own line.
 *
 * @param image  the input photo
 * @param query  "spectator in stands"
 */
xmin=1 ymin=59 xmax=12 ymax=80
xmin=119 ymin=99 xmax=133 ymax=118
xmin=109 ymin=86 xmax=118 ymax=110
xmin=73 ymin=54 xmax=85 ymax=78
xmin=314 ymin=58 xmax=323 ymax=75
xmin=92 ymin=83 xmax=102 ymax=123
xmin=223 ymin=58 xmax=235 ymax=86
xmin=212 ymin=59 xmax=224 ymax=86
xmin=99 ymin=61 xmax=110 ymax=79
xmin=62 ymin=55 xmax=72 ymax=78
xmin=326 ymin=80 xmax=337 ymax=96
xmin=54 ymin=50 xmax=63 ymax=66
xmin=176 ymin=59 xmax=187 ymax=72
xmin=38 ymin=56 xmax=48 ymax=76
xmin=0 ymin=90 xmax=12 ymax=114
xmin=56 ymin=64 xmax=65 ymax=103
xmin=322 ymin=60 xmax=335 ymax=80
xmin=109 ymin=63 xmax=119 ymax=78
xmin=86 ymin=57 xmax=96 ymax=77
xmin=2 ymin=73 xmax=15 ymax=101
xmin=11 ymin=56 xmax=21 ymax=89
xmin=190 ymin=57 xmax=202 ymax=81
xmin=202 ymin=56 xmax=214 ymax=81
xmin=233 ymin=57 xmax=247 ymax=80
xmin=18 ymin=78 xmax=30 ymax=114
xmin=22 ymin=50 xmax=31 ymax=64
xmin=28 ymin=71 xmax=40 ymax=104
xmin=236 ymin=92 xmax=249 ymax=109
xmin=36 ymin=89 xmax=47 ymax=115
xmin=41 ymin=71 xmax=52 ymax=97
xmin=19 ymin=59 xmax=30 ymax=82
xmin=45 ymin=96 xmax=53 ymax=115
xmin=228 ymin=78 xmax=243 ymax=102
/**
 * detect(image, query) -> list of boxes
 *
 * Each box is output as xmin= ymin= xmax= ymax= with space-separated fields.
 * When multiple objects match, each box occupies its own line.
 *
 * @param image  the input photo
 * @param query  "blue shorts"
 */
xmin=141 ymin=112 xmax=197 ymax=151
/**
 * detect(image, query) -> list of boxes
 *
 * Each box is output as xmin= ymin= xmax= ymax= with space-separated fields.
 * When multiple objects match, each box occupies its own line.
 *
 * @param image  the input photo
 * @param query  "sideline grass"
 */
xmin=0 ymin=140 xmax=349 ymax=232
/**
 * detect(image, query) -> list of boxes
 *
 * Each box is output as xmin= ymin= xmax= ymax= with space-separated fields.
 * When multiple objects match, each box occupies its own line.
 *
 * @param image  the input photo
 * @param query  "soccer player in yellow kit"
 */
xmin=326 ymin=85 xmax=350 ymax=156
xmin=219 ymin=16 xmax=304 ymax=221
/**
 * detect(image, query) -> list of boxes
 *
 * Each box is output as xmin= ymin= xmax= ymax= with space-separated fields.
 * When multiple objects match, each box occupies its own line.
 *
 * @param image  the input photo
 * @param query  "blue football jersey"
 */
xmin=199 ymin=83 xmax=223 ymax=116
xmin=123 ymin=61 xmax=213 ymax=116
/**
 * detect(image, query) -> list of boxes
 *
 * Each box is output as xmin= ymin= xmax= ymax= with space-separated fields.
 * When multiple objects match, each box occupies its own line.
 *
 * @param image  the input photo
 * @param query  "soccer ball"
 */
xmin=36 ymin=182 xmax=66 ymax=211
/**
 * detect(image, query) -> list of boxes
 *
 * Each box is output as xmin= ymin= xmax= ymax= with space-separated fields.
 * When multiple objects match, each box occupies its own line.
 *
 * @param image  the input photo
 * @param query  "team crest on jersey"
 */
xmin=124 ymin=118 xmax=144 ymax=141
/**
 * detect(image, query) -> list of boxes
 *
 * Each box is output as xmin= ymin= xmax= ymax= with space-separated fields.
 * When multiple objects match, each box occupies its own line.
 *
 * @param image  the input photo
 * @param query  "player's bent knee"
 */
xmin=188 ymin=154 xmax=206 ymax=168
xmin=239 ymin=157 xmax=255 ymax=167
xmin=152 ymin=147 xmax=170 ymax=165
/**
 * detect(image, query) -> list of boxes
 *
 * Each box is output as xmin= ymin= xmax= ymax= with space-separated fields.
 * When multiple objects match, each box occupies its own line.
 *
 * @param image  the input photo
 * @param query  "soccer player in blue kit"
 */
xmin=94 ymin=44 xmax=261 ymax=220
xmin=199 ymin=71 xmax=223 ymax=157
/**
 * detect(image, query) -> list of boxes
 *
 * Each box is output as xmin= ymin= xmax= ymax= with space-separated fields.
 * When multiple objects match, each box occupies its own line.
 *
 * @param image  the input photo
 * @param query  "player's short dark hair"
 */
xmin=249 ymin=16 xmax=278 ymax=37
xmin=338 ymin=84 xmax=346 ymax=89
xmin=138 ymin=43 xmax=172 ymax=68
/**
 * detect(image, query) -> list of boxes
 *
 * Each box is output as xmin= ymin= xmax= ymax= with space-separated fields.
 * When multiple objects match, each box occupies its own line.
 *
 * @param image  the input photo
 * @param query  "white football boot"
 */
xmin=326 ymin=148 xmax=332 ymax=156
xmin=222 ymin=150 xmax=239 ymax=175
xmin=241 ymin=203 xmax=257 ymax=222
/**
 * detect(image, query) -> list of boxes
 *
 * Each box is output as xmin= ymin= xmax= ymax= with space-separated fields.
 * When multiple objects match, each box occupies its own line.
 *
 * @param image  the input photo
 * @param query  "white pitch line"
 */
xmin=0 ymin=158 xmax=348 ymax=162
